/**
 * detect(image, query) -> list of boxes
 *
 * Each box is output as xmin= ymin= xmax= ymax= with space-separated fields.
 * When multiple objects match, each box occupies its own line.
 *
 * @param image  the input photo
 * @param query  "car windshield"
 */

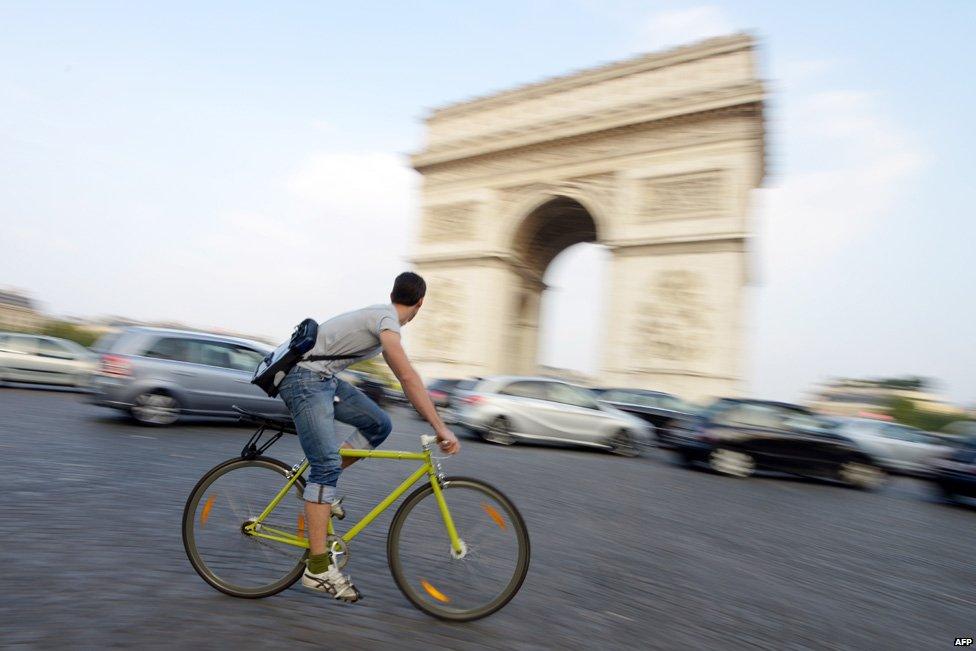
xmin=546 ymin=383 xmax=600 ymax=410
xmin=429 ymin=379 xmax=460 ymax=391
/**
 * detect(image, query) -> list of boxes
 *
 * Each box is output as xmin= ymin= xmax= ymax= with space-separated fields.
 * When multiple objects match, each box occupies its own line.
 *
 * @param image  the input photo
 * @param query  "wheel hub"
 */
xmin=711 ymin=449 xmax=754 ymax=477
xmin=450 ymin=539 xmax=468 ymax=560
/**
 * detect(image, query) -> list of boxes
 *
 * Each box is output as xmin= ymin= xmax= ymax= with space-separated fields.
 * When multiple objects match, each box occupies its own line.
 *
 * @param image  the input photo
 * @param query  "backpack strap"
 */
xmin=305 ymin=349 xmax=373 ymax=362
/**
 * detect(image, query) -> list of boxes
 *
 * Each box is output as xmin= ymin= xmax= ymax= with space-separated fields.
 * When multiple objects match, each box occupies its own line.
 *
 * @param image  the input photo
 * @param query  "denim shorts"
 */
xmin=277 ymin=366 xmax=392 ymax=504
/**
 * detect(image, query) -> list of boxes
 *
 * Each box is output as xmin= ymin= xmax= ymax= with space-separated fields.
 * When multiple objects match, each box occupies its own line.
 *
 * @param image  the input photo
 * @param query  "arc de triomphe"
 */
xmin=407 ymin=34 xmax=766 ymax=399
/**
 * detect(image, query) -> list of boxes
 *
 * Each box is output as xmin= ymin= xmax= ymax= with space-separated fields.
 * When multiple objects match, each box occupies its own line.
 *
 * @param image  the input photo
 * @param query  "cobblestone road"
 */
xmin=0 ymin=386 xmax=973 ymax=649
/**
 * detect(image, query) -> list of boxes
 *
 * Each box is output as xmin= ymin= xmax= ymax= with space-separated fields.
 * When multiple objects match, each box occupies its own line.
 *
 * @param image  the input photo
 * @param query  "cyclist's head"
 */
xmin=391 ymin=271 xmax=426 ymax=322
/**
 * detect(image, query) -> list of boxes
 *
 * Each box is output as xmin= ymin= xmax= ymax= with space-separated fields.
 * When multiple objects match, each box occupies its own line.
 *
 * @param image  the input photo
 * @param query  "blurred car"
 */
xmin=413 ymin=377 xmax=480 ymax=424
xmin=88 ymin=327 xmax=287 ymax=425
xmin=832 ymin=418 xmax=949 ymax=476
xmin=338 ymin=369 xmax=387 ymax=406
xmin=595 ymin=388 xmax=696 ymax=448
xmin=0 ymin=332 xmax=96 ymax=388
xmin=673 ymin=398 xmax=886 ymax=489
xmin=454 ymin=376 xmax=651 ymax=456
xmin=930 ymin=435 xmax=976 ymax=503
xmin=941 ymin=421 xmax=976 ymax=439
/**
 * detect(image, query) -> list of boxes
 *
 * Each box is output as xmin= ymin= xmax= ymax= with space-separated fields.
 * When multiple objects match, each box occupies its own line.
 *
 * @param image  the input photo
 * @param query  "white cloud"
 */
xmin=172 ymin=151 xmax=421 ymax=339
xmin=757 ymin=90 xmax=927 ymax=277
xmin=284 ymin=151 xmax=416 ymax=224
xmin=638 ymin=6 xmax=736 ymax=50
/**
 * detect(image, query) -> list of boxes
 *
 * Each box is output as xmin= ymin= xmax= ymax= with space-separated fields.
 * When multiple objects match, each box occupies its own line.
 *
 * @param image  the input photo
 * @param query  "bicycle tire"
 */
xmin=182 ymin=456 xmax=308 ymax=598
xmin=387 ymin=476 xmax=530 ymax=621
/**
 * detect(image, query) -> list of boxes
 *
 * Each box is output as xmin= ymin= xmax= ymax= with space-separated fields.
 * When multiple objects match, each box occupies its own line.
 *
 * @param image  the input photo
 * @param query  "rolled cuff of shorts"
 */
xmin=303 ymin=482 xmax=337 ymax=504
xmin=346 ymin=430 xmax=374 ymax=451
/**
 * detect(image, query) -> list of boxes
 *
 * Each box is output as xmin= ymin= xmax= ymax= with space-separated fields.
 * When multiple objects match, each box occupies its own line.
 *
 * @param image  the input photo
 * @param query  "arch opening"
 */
xmin=507 ymin=196 xmax=608 ymax=379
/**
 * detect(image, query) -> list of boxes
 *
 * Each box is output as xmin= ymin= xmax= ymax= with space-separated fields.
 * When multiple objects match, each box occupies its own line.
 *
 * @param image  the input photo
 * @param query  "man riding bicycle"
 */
xmin=276 ymin=271 xmax=460 ymax=603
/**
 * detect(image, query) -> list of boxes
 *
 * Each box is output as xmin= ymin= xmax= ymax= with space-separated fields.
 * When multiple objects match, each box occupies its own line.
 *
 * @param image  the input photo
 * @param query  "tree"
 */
xmin=889 ymin=397 xmax=959 ymax=431
xmin=41 ymin=321 xmax=100 ymax=348
xmin=872 ymin=376 xmax=929 ymax=391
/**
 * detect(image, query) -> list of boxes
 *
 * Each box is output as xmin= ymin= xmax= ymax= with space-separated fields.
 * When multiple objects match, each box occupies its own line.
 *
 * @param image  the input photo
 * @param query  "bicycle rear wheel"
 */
xmin=387 ymin=477 xmax=530 ymax=621
xmin=182 ymin=457 xmax=307 ymax=598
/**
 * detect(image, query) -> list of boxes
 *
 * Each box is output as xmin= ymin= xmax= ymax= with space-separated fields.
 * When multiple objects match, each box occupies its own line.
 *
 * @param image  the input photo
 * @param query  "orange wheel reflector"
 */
xmin=200 ymin=495 xmax=217 ymax=527
xmin=297 ymin=514 xmax=306 ymax=539
xmin=482 ymin=503 xmax=506 ymax=531
xmin=421 ymin=580 xmax=450 ymax=603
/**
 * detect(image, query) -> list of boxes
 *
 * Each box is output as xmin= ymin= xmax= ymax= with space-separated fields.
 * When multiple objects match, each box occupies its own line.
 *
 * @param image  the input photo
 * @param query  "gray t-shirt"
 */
xmin=298 ymin=304 xmax=401 ymax=376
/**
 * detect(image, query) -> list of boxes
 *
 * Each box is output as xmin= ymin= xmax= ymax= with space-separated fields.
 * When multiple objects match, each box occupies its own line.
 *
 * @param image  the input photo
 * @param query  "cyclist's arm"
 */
xmin=380 ymin=330 xmax=459 ymax=454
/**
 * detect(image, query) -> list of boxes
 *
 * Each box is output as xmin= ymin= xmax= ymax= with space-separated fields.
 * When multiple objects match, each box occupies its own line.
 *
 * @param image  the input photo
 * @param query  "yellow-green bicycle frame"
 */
xmin=241 ymin=442 xmax=463 ymax=555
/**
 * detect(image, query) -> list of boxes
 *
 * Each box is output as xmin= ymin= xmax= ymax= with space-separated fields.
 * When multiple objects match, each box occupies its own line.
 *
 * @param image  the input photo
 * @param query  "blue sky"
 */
xmin=1 ymin=1 xmax=974 ymax=404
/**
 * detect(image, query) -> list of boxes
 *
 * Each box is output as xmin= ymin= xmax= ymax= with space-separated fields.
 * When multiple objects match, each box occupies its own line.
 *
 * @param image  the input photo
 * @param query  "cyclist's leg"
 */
xmin=277 ymin=368 xmax=341 ymax=556
xmin=334 ymin=378 xmax=393 ymax=468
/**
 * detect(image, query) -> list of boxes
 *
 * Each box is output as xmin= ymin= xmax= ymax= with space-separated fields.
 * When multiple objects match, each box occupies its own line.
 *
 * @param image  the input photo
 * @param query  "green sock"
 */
xmin=307 ymin=551 xmax=331 ymax=574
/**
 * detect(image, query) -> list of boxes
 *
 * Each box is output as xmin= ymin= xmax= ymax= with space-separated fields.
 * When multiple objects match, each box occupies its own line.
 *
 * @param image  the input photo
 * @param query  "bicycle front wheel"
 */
xmin=182 ymin=457 xmax=308 ymax=598
xmin=387 ymin=477 xmax=530 ymax=621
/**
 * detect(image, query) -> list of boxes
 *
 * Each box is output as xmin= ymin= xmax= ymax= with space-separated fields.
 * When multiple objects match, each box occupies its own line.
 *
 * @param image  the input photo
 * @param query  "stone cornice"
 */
xmin=413 ymin=82 xmax=763 ymax=170
xmin=417 ymin=105 xmax=763 ymax=189
xmin=410 ymin=233 xmax=747 ymax=265
xmin=426 ymin=34 xmax=756 ymax=120
xmin=606 ymin=233 xmax=747 ymax=255
xmin=410 ymin=251 xmax=514 ymax=266
xmin=410 ymin=250 xmax=547 ymax=286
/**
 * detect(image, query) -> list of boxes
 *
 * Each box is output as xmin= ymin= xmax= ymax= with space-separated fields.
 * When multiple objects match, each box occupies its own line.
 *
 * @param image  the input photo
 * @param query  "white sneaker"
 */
xmin=302 ymin=565 xmax=362 ymax=603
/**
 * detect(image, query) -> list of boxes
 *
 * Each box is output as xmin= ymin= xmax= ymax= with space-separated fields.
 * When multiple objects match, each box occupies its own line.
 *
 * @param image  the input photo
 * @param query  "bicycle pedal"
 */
xmin=332 ymin=498 xmax=346 ymax=520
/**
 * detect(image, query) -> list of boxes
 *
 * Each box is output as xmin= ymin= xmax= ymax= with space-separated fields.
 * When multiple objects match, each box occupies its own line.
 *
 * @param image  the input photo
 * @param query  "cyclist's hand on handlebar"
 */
xmin=435 ymin=426 xmax=460 ymax=455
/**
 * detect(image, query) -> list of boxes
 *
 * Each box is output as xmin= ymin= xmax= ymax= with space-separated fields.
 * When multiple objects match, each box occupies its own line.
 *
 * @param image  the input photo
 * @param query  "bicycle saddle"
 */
xmin=232 ymin=405 xmax=297 ymax=433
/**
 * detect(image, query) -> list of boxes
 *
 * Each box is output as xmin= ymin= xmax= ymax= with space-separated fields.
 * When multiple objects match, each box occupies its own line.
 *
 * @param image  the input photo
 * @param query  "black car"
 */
xmin=673 ymin=398 xmax=886 ymax=489
xmin=340 ymin=370 xmax=387 ymax=406
xmin=930 ymin=436 xmax=976 ymax=503
xmin=596 ymin=388 xmax=696 ymax=448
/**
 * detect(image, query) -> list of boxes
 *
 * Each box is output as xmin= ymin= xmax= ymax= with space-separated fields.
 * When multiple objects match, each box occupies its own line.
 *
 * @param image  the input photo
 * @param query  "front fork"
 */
xmin=426 ymin=449 xmax=465 ymax=557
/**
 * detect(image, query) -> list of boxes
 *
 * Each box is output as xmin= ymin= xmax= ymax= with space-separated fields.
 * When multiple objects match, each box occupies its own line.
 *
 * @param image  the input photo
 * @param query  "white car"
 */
xmin=0 ymin=333 xmax=97 ymax=388
xmin=834 ymin=418 xmax=949 ymax=476
xmin=454 ymin=376 xmax=652 ymax=456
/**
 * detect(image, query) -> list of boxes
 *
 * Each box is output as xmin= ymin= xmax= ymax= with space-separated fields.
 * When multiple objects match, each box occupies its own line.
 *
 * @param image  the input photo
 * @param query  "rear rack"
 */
xmin=233 ymin=405 xmax=296 ymax=459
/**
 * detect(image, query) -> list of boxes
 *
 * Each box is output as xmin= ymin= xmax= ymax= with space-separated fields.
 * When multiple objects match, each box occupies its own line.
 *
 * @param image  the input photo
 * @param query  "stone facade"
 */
xmin=408 ymin=34 xmax=766 ymax=400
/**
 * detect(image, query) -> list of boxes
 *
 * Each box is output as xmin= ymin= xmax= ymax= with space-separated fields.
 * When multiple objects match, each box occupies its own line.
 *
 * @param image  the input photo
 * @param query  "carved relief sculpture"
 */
xmin=633 ymin=270 xmax=710 ymax=365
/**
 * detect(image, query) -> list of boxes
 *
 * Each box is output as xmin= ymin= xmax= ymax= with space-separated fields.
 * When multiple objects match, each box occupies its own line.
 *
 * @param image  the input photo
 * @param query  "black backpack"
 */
xmin=251 ymin=318 xmax=368 ymax=398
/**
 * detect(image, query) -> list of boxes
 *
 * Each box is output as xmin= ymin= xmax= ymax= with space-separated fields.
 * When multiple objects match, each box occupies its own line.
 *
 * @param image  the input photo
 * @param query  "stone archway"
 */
xmin=408 ymin=34 xmax=765 ymax=400
xmin=507 ymin=195 xmax=600 ymax=375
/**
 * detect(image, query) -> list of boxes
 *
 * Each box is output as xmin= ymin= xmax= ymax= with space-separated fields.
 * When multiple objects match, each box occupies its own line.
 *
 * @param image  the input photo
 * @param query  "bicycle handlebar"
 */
xmin=420 ymin=434 xmax=438 ymax=448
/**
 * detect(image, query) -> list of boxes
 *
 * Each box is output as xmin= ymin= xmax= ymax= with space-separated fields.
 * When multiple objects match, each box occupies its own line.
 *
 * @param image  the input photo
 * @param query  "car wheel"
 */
xmin=483 ymin=417 xmax=515 ymax=446
xmin=838 ymin=461 xmax=886 ymax=490
xmin=709 ymin=448 xmax=755 ymax=478
xmin=131 ymin=391 xmax=181 ymax=426
xmin=936 ymin=483 xmax=958 ymax=504
xmin=609 ymin=429 xmax=639 ymax=457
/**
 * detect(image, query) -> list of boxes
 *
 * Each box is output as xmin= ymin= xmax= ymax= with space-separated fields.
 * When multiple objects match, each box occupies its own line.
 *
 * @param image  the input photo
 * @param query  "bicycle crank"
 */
xmin=327 ymin=535 xmax=349 ymax=570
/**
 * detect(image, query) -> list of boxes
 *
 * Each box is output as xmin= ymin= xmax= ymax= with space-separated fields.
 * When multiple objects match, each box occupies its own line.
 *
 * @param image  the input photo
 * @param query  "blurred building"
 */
xmin=0 ymin=288 xmax=44 ymax=331
xmin=809 ymin=378 xmax=962 ymax=417
xmin=407 ymin=34 xmax=766 ymax=402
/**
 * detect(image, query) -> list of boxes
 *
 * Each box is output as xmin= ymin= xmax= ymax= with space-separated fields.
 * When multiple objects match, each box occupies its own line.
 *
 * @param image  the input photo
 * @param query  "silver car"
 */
xmin=88 ymin=327 xmax=287 ymax=425
xmin=834 ymin=418 xmax=949 ymax=476
xmin=454 ymin=376 xmax=651 ymax=456
xmin=0 ymin=333 xmax=96 ymax=388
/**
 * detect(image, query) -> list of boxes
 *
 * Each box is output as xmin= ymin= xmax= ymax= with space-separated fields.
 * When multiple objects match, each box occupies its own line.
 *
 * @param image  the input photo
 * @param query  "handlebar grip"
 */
xmin=420 ymin=435 xmax=438 ymax=447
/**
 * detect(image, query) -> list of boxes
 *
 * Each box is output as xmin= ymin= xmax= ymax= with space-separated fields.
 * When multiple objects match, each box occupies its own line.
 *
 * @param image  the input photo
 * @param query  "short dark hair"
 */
xmin=391 ymin=272 xmax=426 ymax=306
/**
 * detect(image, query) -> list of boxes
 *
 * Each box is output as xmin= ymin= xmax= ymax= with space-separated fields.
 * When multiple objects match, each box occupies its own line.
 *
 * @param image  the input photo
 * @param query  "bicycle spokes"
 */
xmin=390 ymin=479 xmax=529 ymax=620
xmin=184 ymin=460 xmax=307 ymax=597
